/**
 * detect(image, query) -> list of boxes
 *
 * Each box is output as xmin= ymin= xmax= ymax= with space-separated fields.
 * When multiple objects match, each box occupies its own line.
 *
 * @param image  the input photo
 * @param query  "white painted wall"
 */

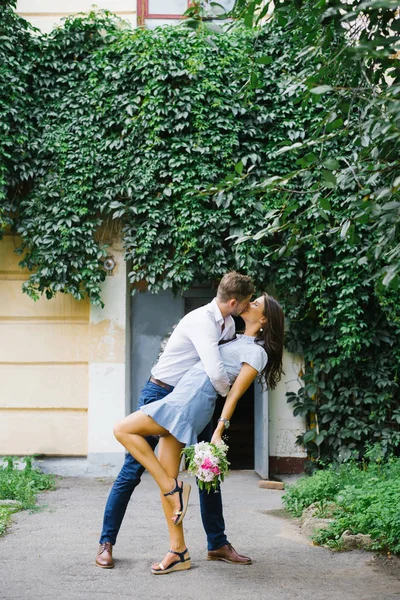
xmin=87 ymin=243 xmax=130 ymax=472
xmin=268 ymin=350 xmax=307 ymax=458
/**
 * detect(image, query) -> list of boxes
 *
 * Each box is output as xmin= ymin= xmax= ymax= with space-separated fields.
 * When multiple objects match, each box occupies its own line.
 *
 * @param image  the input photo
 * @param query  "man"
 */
xmin=96 ymin=271 xmax=254 ymax=568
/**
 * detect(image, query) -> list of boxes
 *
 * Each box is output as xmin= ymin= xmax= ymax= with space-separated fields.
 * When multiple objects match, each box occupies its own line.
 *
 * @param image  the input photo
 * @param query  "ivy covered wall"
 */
xmin=1 ymin=1 xmax=399 ymax=465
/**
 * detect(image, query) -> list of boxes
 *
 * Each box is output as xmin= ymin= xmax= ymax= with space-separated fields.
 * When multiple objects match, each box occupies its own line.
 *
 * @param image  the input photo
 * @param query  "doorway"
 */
xmin=184 ymin=294 xmax=255 ymax=469
xmin=130 ymin=287 xmax=256 ymax=470
xmin=210 ymin=314 xmax=254 ymax=470
xmin=211 ymin=387 xmax=254 ymax=470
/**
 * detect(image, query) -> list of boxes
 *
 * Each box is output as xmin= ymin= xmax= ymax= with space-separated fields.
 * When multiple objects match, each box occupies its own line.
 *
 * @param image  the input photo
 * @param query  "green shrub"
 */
xmin=283 ymin=455 xmax=400 ymax=554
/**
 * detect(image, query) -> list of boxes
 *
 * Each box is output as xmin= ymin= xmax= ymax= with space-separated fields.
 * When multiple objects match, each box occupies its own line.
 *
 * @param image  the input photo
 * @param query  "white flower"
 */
xmin=184 ymin=441 xmax=230 ymax=492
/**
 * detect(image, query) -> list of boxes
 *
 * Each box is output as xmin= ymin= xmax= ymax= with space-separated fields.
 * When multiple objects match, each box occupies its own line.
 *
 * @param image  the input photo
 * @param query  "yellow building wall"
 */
xmin=16 ymin=0 xmax=137 ymax=33
xmin=0 ymin=235 xmax=89 ymax=455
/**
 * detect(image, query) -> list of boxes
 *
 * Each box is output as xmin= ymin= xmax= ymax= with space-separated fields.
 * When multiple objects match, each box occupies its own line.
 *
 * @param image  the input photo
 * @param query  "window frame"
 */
xmin=137 ymin=0 xmax=191 ymax=23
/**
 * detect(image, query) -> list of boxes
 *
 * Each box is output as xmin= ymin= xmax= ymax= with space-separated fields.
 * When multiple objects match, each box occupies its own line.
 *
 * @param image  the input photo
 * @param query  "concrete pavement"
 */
xmin=0 ymin=471 xmax=399 ymax=600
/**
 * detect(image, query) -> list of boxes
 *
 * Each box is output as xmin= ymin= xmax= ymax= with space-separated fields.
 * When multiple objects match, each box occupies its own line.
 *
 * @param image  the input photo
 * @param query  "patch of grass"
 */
xmin=282 ymin=455 xmax=400 ymax=554
xmin=0 ymin=456 xmax=56 ymax=535
xmin=0 ymin=504 xmax=24 ymax=536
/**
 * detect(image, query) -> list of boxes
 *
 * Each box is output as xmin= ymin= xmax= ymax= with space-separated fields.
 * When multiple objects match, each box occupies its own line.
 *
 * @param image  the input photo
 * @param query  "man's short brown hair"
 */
xmin=217 ymin=271 xmax=254 ymax=302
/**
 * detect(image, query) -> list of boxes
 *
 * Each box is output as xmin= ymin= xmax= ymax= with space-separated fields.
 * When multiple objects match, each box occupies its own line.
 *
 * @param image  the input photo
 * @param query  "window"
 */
xmin=137 ymin=0 xmax=235 ymax=27
xmin=137 ymin=0 xmax=190 ymax=24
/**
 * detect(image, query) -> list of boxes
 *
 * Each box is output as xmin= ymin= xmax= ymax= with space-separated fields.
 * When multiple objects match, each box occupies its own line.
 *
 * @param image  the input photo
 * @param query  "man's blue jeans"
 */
xmin=100 ymin=380 xmax=229 ymax=551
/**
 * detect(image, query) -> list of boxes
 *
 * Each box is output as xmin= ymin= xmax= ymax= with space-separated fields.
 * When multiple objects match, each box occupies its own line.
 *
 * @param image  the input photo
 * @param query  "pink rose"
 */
xmin=201 ymin=458 xmax=213 ymax=470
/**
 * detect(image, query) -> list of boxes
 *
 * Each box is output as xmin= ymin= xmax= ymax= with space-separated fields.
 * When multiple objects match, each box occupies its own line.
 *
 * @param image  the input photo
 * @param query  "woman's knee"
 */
xmin=114 ymin=420 xmax=132 ymax=442
xmin=114 ymin=411 xmax=162 ymax=443
xmin=114 ymin=412 xmax=144 ymax=441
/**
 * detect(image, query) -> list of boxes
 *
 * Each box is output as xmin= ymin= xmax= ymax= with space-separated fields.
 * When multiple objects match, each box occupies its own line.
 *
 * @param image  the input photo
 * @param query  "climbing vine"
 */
xmin=0 ymin=1 xmax=398 ymax=463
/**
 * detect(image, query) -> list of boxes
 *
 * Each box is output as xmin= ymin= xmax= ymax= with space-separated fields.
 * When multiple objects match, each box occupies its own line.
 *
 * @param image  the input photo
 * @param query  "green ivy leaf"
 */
xmin=303 ymin=429 xmax=317 ymax=443
xmin=310 ymin=85 xmax=333 ymax=95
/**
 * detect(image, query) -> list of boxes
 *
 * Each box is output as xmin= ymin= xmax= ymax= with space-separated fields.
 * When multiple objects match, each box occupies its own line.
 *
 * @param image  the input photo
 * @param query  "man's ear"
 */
xmin=229 ymin=298 xmax=238 ymax=309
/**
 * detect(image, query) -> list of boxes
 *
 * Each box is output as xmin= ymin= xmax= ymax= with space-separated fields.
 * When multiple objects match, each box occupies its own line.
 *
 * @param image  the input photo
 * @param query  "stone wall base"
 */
xmin=33 ymin=453 xmax=126 ymax=478
xmin=269 ymin=456 xmax=306 ymax=475
xmin=33 ymin=454 xmax=306 ymax=477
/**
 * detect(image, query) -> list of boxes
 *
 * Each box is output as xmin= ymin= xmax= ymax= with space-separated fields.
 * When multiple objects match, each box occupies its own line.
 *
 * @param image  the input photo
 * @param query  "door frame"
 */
xmin=254 ymin=381 xmax=269 ymax=479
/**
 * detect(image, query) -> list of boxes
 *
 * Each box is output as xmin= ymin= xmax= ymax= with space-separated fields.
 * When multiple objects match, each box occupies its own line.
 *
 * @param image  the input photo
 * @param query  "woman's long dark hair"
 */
xmin=255 ymin=293 xmax=284 ymax=390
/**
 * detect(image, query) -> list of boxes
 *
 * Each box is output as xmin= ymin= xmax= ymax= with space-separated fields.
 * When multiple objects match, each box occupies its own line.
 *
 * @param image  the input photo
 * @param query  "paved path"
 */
xmin=0 ymin=472 xmax=399 ymax=600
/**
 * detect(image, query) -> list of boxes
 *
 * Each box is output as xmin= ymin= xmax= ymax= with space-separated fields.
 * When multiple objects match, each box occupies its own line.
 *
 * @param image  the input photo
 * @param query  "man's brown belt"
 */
xmin=149 ymin=376 xmax=174 ymax=392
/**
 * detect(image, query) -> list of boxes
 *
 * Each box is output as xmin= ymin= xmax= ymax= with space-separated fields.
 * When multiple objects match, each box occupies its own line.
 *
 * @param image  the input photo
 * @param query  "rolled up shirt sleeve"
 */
xmin=186 ymin=319 xmax=231 ymax=397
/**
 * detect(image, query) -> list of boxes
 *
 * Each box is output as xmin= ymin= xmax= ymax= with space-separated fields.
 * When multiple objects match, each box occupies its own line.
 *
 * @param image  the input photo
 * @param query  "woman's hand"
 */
xmin=211 ymin=431 xmax=223 ymax=447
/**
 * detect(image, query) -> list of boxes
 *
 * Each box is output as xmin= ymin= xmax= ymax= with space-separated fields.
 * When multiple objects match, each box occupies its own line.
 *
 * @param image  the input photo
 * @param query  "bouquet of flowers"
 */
xmin=183 ymin=440 xmax=230 ymax=493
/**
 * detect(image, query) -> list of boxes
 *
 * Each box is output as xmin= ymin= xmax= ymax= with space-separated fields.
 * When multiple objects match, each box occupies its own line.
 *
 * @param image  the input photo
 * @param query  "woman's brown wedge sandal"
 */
xmin=151 ymin=549 xmax=191 ymax=575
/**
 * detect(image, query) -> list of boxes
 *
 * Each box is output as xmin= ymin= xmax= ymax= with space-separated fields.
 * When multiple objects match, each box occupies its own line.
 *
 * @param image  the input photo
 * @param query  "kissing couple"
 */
xmin=96 ymin=271 xmax=284 ymax=574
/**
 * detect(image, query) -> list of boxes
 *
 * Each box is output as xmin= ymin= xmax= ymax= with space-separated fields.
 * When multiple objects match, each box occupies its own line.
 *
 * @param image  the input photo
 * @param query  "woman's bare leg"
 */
xmin=113 ymin=411 xmax=183 ymax=517
xmin=151 ymin=435 xmax=189 ymax=570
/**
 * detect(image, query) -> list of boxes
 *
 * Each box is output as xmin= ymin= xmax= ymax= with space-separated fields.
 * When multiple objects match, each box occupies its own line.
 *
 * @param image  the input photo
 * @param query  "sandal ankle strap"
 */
xmin=163 ymin=478 xmax=180 ymax=497
xmin=169 ymin=549 xmax=188 ymax=561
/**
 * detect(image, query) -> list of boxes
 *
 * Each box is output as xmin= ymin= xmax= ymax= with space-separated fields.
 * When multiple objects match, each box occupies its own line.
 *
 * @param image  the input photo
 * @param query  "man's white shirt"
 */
xmin=151 ymin=298 xmax=235 ymax=396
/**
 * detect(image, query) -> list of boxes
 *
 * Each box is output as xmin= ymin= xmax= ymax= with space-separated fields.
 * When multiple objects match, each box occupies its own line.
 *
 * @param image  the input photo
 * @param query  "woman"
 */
xmin=114 ymin=293 xmax=284 ymax=574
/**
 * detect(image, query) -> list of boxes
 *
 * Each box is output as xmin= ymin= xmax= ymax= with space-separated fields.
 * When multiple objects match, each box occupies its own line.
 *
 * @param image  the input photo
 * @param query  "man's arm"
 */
xmin=187 ymin=317 xmax=231 ymax=397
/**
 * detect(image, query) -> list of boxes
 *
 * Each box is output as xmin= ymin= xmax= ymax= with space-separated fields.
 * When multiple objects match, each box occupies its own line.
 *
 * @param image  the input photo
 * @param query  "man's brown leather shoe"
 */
xmin=96 ymin=542 xmax=114 ymax=568
xmin=207 ymin=543 xmax=252 ymax=565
